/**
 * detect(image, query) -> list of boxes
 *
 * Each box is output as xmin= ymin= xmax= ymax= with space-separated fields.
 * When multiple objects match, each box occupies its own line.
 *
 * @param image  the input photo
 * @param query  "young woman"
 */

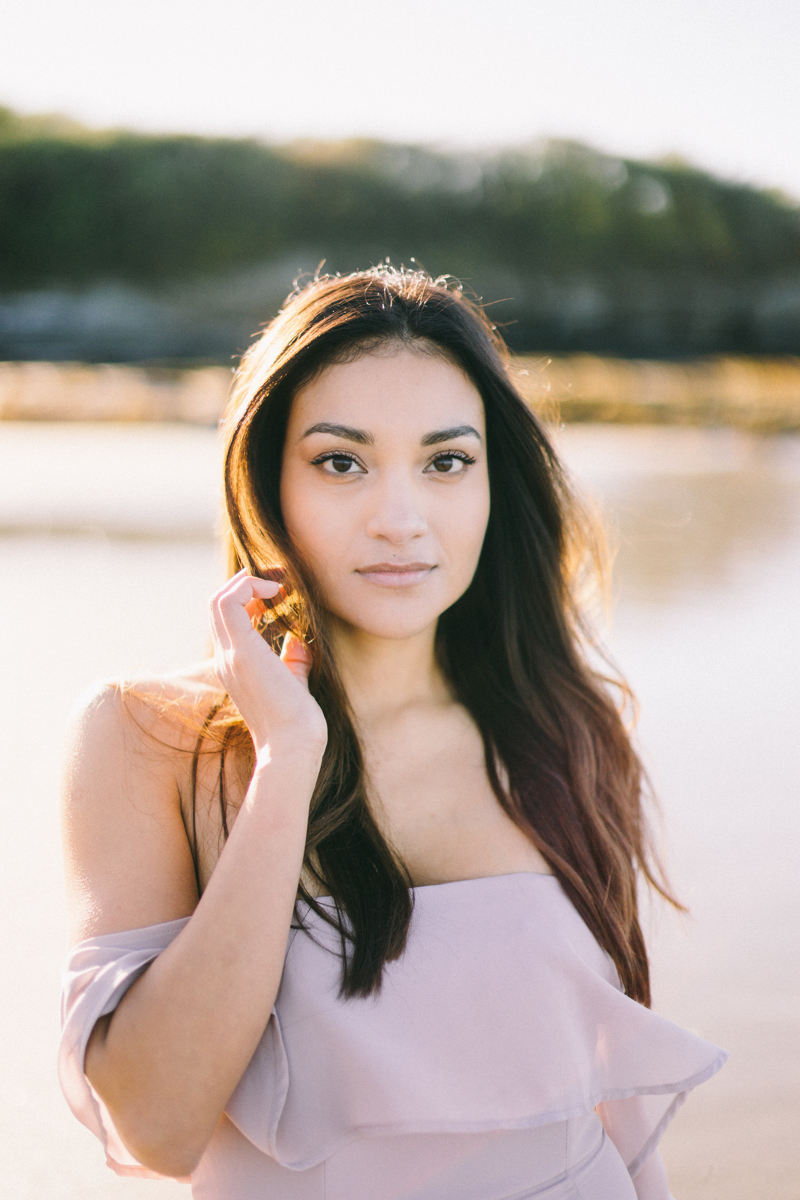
xmin=59 ymin=267 xmax=725 ymax=1200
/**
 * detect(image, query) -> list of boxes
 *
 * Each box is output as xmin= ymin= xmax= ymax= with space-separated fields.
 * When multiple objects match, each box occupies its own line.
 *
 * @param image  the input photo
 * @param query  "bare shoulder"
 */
xmin=62 ymin=662 xmax=223 ymax=806
xmin=61 ymin=663 xmax=224 ymax=944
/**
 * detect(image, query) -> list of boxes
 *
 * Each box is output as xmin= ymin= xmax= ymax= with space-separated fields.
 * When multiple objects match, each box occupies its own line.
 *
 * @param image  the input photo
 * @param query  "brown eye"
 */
xmin=311 ymin=453 xmax=366 ymax=476
xmin=424 ymin=452 xmax=475 ymax=475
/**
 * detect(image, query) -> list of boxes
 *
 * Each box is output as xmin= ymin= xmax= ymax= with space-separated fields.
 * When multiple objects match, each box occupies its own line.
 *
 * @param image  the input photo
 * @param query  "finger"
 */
xmin=209 ymin=591 xmax=232 ymax=653
xmin=210 ymin=575 xmax=278 ymax=652
xmin=280 ymin=632 xmax=313 ymax=685
xmin=216 ymin=577 xmax=283 ymax=642
xmin=216 ymin=572 xmax=282 ymax=606
xmin=222 ymin=575 xmax=282 ymax=601
xmin=244 ymin=583 xmax=285 ymax=621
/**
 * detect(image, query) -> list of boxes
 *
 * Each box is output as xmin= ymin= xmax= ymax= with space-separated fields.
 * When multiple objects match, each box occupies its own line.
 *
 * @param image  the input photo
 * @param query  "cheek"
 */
xmin=280 ymin=467 xmax=350 ymax=578
xmin=279 ymin=466 xmax=314 ymax=557
xmin=442 ymin=482 xmax=491 ymax=574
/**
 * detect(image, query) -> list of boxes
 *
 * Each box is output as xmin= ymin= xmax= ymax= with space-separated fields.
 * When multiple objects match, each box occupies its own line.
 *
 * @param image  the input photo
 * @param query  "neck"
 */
xmin=328 ymin=620 xmax=449 ymax=725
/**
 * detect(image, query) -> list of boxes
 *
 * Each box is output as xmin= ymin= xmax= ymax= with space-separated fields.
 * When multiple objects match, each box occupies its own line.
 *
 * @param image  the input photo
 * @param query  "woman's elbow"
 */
xmin=85 ymin=1026 xmax=211 ymax=1178
xmin=102 ymin=1093 xmax=211 ymax=1179
xmin=122 ymin=1127 xmax=205 ymax=1180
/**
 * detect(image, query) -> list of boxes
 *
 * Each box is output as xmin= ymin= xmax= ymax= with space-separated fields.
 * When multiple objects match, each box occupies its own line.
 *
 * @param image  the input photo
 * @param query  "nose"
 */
xmin=364 ymin=472 xmax=428 ymax=545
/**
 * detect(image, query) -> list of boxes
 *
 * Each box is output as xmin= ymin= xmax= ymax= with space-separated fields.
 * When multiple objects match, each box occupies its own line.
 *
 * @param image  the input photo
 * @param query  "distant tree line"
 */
xmin=2 ymin=106 xmax=800 ymax=359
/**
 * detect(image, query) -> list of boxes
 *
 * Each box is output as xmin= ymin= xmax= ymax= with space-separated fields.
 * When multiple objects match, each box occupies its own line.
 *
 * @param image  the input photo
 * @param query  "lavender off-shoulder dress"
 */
xmin=59 ymin=873 xmax=727 ymax=1199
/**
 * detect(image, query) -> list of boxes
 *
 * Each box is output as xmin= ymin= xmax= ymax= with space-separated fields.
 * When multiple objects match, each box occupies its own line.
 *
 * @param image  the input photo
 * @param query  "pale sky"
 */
xmin=2 ymin=0 xmax=799 ymax=197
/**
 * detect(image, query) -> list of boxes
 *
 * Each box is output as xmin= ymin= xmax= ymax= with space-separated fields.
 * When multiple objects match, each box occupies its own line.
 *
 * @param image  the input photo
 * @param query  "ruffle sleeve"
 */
xmin=58 ymin=917 xmax=192 ymax=1179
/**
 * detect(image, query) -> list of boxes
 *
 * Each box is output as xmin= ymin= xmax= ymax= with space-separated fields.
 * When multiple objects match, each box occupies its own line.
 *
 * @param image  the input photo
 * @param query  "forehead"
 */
xmin=286 ymin=347 xmax=485 ymax=440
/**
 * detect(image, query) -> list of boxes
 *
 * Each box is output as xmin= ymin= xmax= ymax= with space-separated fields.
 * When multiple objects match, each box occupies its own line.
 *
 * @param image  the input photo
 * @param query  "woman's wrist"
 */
xmin=251 ymin=723 xmax=327 ymax=775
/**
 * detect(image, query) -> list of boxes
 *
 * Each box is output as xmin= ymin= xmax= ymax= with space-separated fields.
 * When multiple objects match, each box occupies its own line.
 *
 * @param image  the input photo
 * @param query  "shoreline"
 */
xmin=515 ymin=354 xmax=800 ymax=432
xmin=2 ymin=354 xmax=800 ymax=429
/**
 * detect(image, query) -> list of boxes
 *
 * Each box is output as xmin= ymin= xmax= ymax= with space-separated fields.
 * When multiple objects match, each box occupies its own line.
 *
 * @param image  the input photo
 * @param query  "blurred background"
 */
xmin=0 ymin=2 xmax=798 ymax=1198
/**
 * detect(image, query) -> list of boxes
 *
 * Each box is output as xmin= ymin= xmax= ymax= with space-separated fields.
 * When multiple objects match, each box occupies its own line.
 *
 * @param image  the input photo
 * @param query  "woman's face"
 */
xmin=280 ymin=344 xmax=491 ymax=642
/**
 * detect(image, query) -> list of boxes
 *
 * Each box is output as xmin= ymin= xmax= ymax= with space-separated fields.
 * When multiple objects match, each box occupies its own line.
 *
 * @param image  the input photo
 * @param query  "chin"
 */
xmin=342 ymin=614 xmax=441 ymax=641
xmin=328 ymin=597 xmax=449 ymax=642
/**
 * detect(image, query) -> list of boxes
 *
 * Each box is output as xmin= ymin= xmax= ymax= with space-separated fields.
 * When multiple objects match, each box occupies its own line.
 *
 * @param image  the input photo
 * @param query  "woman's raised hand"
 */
xmin=209 ymin=571 xmax=327 ymax=759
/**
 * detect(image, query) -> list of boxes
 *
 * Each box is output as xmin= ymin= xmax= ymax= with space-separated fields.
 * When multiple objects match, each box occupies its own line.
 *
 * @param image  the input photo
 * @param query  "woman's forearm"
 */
xmin=85 ymin=734 xmax=324 ymax=1178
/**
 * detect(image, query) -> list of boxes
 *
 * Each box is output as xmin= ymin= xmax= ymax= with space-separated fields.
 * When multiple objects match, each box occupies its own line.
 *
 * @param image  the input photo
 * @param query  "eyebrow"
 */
xmin=300 ymin=422 xmax=482 ymax=446
xmin=420 ymin=425 xmax=482 ymax=446
xmin=301 ymin=422 xmax=373 ymax=444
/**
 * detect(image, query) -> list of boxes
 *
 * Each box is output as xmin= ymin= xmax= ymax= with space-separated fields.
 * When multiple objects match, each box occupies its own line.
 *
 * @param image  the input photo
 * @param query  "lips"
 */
xmin=355 ymin=562 xmax=437 ymax=588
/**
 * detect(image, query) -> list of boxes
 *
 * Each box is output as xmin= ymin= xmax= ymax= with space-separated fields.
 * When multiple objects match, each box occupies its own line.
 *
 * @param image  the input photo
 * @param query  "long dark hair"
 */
xmin=205 ymin=265 xmax=673 ymax=1005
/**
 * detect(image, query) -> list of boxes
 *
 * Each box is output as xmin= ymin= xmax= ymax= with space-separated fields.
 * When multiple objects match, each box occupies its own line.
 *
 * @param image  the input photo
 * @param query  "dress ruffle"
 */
xmin=59 ymin=874 xmax=727 ymax=1183
xmin=58 ymin=917 xmax=192 ymax=1179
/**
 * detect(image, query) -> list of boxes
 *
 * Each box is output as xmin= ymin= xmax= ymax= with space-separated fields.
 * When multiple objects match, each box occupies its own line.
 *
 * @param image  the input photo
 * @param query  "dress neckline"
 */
xmin=76 ymin=873 xmax=560 ymax=946
xmin=308 ymin=870 xmax=558 ymax=904
xmin=413 ymin=870 xmax=556 ymax=891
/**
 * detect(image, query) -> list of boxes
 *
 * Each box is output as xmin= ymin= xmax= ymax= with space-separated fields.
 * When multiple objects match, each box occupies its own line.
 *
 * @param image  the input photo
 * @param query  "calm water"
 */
xmin=0 ymin=423 xmax=798 ymax=1199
